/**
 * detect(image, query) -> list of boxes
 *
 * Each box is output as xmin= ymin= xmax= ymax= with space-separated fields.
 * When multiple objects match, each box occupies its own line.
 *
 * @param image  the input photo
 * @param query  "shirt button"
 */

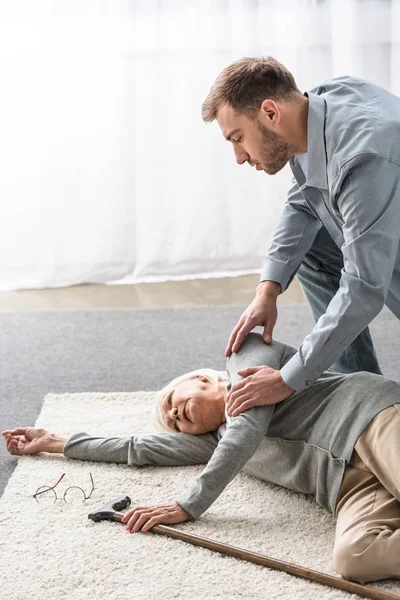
xmin=305 ymin=380 xmax=312 ymax=386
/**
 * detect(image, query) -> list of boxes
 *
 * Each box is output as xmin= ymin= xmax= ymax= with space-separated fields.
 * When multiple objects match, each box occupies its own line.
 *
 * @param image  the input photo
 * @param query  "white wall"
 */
xmin=0 ymin=0 xmax=399 ymax=290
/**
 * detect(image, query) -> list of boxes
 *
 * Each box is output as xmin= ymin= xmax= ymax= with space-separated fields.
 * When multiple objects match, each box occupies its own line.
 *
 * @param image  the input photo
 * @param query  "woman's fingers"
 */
xmin=122 ymin=507 xmax=162 ymax=533
xmin=5 ymin=435 xmax=26 ymax=455
xmin=3 ymin=428 xmax=49 ymax=456
xmin=128 ymin=512 xmax=154 ymax=533
xmin=127 ymin=508 xmax=169 ymax=533
xmin=11 ymin=439 xmax=23 ymax=455
xmin=5 ymin=435 xmax=16 ymax=453
xmin=3 ymin=431 xmax=18 ymax=454
xmin=3 ymin=429 xmax=29 ymax=455
xmin=121 ymin=508 xmax=141 ymax=530
xmin=2 ymin=428 xmax=29 ymax=436
xmin=7 ymin=438 xmax=19 ymax=455
xmin=122 ymin=503 xmax=189 ymax=533
xmin=140 ymin=516 xmax=163 ymax=533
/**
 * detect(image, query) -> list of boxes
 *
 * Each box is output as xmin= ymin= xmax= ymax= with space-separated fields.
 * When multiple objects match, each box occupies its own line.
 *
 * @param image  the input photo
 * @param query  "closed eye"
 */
xmin=165 ymin=394 xmax=180 ymax=431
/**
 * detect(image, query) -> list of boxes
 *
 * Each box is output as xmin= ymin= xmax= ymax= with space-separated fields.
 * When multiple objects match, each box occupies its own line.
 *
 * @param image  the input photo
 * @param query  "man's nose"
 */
xmin=234 ymin=147 xmax=249 ymax=166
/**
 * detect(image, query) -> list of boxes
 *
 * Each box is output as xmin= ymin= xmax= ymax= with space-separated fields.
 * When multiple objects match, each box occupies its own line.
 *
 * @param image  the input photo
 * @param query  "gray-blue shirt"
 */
xmin=261 ymin=76 xmax=400 ymax=391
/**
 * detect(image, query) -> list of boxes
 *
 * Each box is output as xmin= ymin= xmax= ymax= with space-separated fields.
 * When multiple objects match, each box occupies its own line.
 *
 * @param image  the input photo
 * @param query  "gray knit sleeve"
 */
xmin=63 ymin=431 xmax=219 ymax=466
xmin=175 ymin=333 xmax=289 ymax=518
xmin=226 ymin=334 xmax=297 ymax=387
xmin=175 ymin=405 xmax=274 ymax=518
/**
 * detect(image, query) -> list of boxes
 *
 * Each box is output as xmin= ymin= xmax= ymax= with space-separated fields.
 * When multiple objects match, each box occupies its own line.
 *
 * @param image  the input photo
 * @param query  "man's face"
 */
xmin=216 ymin=103 xmax=291 ymax=175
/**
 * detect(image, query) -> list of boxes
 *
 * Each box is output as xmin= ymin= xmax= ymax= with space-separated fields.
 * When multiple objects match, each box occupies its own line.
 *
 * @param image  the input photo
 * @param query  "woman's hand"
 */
xmin=2 ymin=427 xmax=50 ymax=455
xmin=121 ymin=502 xmax=190 ymax=533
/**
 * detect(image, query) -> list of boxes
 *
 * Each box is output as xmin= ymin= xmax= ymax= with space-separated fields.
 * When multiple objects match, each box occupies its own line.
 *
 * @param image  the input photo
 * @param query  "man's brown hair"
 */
xmin=202 ymin=57 xmax=300 ymax=122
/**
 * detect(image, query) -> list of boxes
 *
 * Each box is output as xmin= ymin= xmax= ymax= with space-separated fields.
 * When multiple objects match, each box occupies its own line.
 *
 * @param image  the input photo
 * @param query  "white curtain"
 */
xmin=0 ymin=0 xmax=399 ymax=290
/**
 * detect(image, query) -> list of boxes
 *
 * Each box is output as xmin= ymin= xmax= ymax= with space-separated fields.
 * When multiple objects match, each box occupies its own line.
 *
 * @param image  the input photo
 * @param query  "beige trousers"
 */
xmin=334 ymin=404 xmax=400 ymax=583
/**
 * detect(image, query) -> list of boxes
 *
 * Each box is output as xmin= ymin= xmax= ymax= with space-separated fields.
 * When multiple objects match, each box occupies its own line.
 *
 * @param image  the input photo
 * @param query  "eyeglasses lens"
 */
xmin=35 ymin=486 xmax=57 ymax=505
xmin=64 ymin=486 xmax=86 ymax=503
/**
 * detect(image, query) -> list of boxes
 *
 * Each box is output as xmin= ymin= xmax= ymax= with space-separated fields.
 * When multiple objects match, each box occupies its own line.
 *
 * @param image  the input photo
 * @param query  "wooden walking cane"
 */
xmin=89 ymin=496 xmax=400 ymax=600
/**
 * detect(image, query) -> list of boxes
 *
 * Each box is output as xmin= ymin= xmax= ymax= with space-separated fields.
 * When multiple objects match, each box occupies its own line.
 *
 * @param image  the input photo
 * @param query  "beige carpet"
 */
xmin=1 ymin=391 xmax=399 ymax=600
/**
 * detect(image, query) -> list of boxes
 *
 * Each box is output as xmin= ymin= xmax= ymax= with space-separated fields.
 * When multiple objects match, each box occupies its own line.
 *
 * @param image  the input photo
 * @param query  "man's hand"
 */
xmin=121 ymin=502 xmax=190 ymax=533
xmin=226 ymin=366 xmax=294 ymax=416
xmin=225 ymin=281 xmax=280 ymax=357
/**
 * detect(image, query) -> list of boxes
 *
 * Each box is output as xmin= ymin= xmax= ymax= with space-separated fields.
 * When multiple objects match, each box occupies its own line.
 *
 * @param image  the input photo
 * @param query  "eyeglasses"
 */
xmin=33 ymin=473 xmax=95 ymax=504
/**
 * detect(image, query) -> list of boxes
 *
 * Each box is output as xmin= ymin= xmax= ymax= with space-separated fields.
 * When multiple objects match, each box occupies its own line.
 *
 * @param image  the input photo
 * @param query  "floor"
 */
xmin=0 ymin=276 xmax=305 ymax=310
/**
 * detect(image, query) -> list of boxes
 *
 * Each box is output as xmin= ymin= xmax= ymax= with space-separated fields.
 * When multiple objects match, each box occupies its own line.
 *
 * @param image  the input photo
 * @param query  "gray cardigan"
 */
xmin=63 ymin=333 xmax=400 ymax=519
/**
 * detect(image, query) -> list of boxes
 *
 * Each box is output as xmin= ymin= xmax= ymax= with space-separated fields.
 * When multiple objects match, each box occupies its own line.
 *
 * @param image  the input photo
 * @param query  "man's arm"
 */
xmin=225 ymin=179 xmax=321 ymax=357
xmin=260 ymin=177 xmax=322 ymax=291
xmin=280 ymin=154 xmax=400 ymax=391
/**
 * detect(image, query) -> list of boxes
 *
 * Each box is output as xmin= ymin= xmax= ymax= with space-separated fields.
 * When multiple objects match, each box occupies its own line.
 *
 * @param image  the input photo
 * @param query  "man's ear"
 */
xmin=260 ymin=99 xmax=280 ymax=124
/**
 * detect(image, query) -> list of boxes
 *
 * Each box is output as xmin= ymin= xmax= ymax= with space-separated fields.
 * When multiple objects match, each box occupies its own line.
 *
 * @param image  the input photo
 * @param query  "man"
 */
xmin=201 ymin=57 xmax=400 ymax=417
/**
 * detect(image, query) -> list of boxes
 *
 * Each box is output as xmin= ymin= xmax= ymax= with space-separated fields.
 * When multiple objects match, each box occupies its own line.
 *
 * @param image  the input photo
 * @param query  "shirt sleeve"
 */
xmin=260 ymin=177 xmax=322 ymax=291
xmin=280 ymin=154 xmax=400 ymax=391
xmin=63 ymin=430 xmax=219 ymax=466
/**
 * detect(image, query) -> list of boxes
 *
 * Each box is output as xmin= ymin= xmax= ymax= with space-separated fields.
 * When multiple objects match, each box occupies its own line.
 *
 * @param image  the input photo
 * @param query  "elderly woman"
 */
xmin=3 ymin=333 xmax=400 ymax=585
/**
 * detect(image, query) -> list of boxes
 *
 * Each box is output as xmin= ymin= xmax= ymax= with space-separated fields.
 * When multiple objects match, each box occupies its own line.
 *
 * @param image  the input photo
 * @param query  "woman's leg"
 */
xmin=333 ymin=405 xmax=400 ymax=583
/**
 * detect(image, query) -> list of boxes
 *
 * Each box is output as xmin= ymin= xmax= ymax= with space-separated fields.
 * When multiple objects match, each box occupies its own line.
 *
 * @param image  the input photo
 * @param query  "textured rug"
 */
xmin=1 ymin=391 xmax=399 ymax=600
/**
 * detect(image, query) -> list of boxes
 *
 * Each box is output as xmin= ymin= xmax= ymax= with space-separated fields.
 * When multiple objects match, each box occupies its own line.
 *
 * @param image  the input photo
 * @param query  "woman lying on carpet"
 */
xmin=3 ymin=332 xmax=400 ymax=584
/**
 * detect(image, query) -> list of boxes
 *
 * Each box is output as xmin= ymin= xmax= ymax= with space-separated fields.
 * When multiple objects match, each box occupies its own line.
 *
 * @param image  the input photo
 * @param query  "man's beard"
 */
xmin=256 ymin=120 xmax=291 ymax=175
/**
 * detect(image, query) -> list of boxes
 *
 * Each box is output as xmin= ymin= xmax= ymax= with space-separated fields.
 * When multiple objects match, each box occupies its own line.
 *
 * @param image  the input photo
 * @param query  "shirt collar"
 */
xmin=290 ymin=91 xmax=328 ymax=190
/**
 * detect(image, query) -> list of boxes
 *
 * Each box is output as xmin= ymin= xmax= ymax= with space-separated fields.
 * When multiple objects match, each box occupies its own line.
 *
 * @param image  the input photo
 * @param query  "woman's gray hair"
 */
xmin=152 ymin=368 xmax=228 ymax=433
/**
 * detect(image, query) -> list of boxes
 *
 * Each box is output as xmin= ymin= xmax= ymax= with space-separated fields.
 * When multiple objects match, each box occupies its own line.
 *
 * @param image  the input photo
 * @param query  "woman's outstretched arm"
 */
xmin=63 ymin=430 xmax=218 ymax=466
xmin=2 ymin=427 xmax=219 ymax=466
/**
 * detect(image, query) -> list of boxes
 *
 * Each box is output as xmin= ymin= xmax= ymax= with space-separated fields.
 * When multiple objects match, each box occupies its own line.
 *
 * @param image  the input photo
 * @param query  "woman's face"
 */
xmin=162 ymin=375 xmax=227 ymax=435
